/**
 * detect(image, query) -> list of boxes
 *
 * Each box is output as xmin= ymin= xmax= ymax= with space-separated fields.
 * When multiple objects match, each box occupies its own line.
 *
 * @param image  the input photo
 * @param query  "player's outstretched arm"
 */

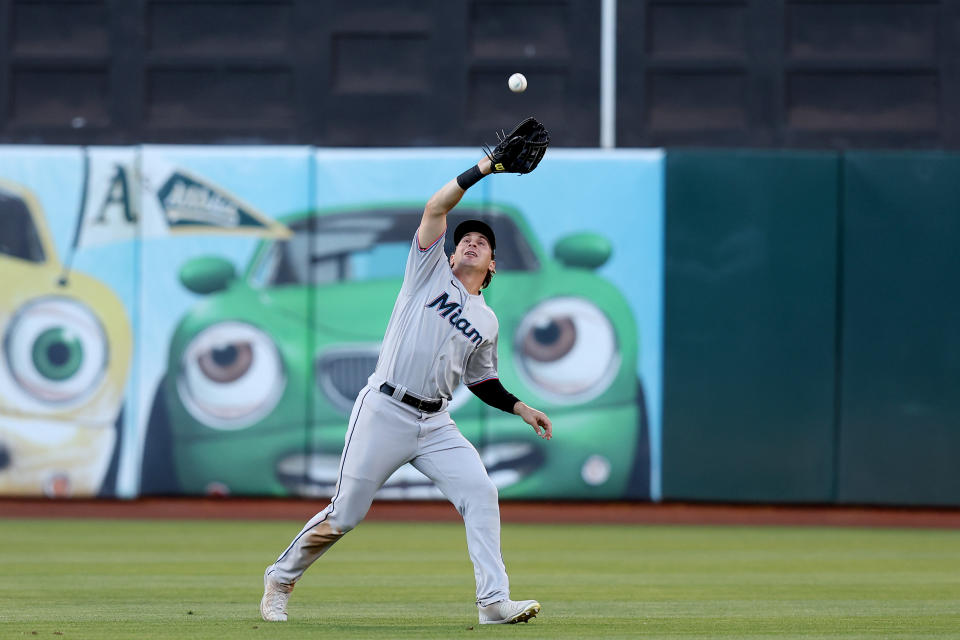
xmin=418 ymin=157 xmax=493 ymax=248
xmin=468 ymin=378 xmax=552 ymax=440
xmin=418 ymin=116 xmax=550 ymax=247
xmin=513 ymin=401 xmax=553 ymax=440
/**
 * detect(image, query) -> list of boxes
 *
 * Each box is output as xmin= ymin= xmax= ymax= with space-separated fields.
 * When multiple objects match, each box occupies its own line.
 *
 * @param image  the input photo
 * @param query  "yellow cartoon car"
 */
xmin=0 ymin=179 xmax=131 ymax=497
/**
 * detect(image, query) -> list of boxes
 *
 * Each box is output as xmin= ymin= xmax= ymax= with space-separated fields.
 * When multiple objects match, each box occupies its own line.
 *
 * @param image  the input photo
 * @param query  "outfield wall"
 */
xmin=662 ymin=151 xmax=960 ymax=507
xmin=1 ymin=147 xmax=958 ymax=506
xmin=0 ymin=147 xmax=663 ymax=502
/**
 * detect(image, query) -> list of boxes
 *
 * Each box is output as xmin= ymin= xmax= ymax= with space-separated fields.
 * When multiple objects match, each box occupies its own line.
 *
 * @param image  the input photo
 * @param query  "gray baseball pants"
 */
xmin=267 ymin=385 xmax=510 ymax=606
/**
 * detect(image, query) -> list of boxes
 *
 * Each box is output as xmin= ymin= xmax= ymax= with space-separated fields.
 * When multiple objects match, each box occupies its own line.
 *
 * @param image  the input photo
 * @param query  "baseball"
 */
xmin=508 ymin=73 xmax=527 ymax=93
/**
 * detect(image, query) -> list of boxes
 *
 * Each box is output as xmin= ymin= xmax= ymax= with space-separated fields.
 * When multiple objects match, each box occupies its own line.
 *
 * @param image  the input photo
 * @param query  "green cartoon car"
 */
xmin=140 ymin=205 xmax=649 ymax=499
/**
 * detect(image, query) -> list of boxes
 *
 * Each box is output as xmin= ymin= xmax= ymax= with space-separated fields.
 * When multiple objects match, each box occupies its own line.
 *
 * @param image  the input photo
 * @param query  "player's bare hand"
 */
xmin=514 ymin=402 xmax=552 ymax=440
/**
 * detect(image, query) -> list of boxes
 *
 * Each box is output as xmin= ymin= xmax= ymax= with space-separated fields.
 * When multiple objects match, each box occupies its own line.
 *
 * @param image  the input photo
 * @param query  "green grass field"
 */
xmin=1 ymin=518 xmax=959 ymax=639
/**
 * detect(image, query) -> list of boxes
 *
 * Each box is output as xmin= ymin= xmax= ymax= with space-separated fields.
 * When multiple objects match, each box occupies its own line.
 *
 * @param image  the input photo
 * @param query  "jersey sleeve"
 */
xmin=401 ymin=227 xmax=447 ymax=293
xmin=463 ymin=335 xmax=499 ymax=388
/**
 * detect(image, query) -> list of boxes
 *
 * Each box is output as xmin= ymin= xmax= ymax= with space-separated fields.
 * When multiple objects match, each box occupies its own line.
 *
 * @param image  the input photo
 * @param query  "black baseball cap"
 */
xmin=453 ymin=219 xmax=496 ymax=253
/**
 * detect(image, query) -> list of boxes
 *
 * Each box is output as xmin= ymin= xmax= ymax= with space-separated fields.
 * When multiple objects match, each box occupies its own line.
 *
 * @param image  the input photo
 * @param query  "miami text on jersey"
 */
xmin=425 ymin=291 xmax=484 ymax=345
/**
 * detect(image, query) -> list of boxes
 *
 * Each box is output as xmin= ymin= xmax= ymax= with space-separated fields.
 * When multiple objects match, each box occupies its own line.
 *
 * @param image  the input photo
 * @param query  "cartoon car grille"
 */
xmin=316 ymin=348 xmax=379 ymax=413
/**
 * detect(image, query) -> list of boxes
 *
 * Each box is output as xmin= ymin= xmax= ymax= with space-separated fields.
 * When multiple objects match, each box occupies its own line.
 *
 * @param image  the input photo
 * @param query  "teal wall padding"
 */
xmin=662 ymin=151 xmax=841 ymax=502
xmin=837 ymin=153 xmax=960 ymax=506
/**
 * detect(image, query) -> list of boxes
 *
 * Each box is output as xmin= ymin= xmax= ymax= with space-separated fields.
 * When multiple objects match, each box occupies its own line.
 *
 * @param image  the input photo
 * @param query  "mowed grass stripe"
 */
xmin=0 ymin=519 xmax=958 ymax=639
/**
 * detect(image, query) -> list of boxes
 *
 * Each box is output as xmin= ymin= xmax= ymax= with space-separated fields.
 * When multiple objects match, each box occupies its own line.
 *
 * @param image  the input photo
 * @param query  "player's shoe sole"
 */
xmin=506 ymin=602 xmax=540 ymax=624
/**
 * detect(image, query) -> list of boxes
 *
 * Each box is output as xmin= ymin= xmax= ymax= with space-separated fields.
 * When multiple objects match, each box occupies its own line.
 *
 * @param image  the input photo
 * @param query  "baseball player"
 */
xmin=260 ymin=118 xmax=552 ymax=625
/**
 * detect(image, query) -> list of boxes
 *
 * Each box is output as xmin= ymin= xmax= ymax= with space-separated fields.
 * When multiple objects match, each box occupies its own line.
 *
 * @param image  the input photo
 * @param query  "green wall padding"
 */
xmin=662 ymin=151 xmax=840 ymax=502
xmin=837 ymin=152 xmax=960 ymax=506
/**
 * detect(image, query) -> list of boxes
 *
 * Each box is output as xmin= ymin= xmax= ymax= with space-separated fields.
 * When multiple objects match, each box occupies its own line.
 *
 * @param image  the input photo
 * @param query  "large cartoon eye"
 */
xmin=3 ymin=298 xmax=107 ymax=404
xmin=515 ymin=298 xmax=619 ymax=403
xmin=178 ymin=322 xmax=285 ymax=429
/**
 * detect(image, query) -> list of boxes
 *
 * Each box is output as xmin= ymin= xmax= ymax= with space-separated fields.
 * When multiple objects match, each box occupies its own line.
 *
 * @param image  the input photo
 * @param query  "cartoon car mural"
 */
xmin=0 ymin=180 xmax=132 ymax=497
xmin=141 ymin=205 xmax=649 ymax=499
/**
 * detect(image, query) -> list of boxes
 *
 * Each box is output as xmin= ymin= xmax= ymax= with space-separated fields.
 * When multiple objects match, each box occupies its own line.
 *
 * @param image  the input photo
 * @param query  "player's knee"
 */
xmin=466 ymin=476 xmax=499 ymax=507
xmin=330 ymin=512 xmax=363 ymax=533
xmin=331 ymin=500 xmax=374 ymax=532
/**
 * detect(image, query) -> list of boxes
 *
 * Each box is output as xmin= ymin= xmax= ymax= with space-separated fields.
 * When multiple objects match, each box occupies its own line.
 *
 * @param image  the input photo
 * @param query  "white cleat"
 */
xmin=260 ymin=567 xmax=294 ymax=622
xmin=478 ymin=599 xmax=541 ymax=625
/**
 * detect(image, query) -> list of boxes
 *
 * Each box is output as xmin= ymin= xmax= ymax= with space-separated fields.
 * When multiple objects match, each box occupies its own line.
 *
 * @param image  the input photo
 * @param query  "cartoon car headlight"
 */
xmin=514 ymin=297 xmax=620 ymax=403
xmin=4 ymin=298 xmax=108 ymax=407
xmin=177 ymin=321 xmax=285 ymax=429
xmin=0 ymin=179 xmax=132 ymax=498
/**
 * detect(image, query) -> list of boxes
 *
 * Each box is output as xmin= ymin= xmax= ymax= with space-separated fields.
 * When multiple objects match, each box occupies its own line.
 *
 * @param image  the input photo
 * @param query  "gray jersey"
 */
xmin=368 ymin=229 xmax=500 ymax=402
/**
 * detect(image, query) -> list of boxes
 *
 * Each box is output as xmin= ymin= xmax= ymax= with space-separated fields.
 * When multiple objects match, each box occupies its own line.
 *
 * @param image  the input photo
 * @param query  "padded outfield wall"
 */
xmin=0 ymin=146 xmax=664 ymax=501
xmin=662 ymin=151 xmax=960 ymax=507
xmin=2 ymin=147 xmax=959 ymax=506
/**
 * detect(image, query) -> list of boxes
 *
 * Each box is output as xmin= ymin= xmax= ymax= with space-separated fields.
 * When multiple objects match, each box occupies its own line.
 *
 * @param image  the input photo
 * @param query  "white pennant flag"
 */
xmin=75 ymin=150 xmax=290 ymax=249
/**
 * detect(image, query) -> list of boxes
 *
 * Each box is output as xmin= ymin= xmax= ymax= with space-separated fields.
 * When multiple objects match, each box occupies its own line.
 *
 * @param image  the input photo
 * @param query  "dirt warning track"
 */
xmin=2 ymin=497 xmax=960 ymax=529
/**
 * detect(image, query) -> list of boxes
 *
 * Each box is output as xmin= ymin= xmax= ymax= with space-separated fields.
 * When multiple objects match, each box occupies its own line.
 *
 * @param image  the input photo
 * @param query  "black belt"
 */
xmin=379 ymin=383 xmax=443 ymax=413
